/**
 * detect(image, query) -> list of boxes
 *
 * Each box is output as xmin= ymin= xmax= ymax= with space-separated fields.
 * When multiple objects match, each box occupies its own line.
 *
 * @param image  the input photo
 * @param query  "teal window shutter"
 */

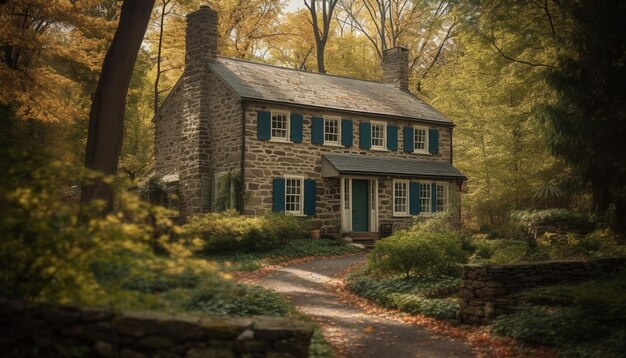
xmin=403 ymin=127 xmax=414 ymax=152
xmin=311 ymin=117 xmax=324 ymax=144
xmin=341 ymin=119 xmax=353 ymax=147
xmin=409 ymin=182 xmax=421 ymax=215
xmin=431 ymin=182 xmax=437 ymax=212
xmin=290 ymin=113 xmax=303 ymax=143
xmin=360 ymin=122 xmax=371 ymax=149
xmin=387 ymin=125 xmax=398 ymax=151
xmin=272 ymin=178 xmax=285 ymax=212
xmin=257 ymin=111 xmax=271 ymax=140
xmin=304 ymin=179 xmax=316 ymax=216
xmin=429 ymin=128 xmax=439 ymax=154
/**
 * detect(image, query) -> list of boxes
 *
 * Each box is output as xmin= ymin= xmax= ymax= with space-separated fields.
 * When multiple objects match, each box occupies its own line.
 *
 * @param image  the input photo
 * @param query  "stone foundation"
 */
xmin=458 ymin=257 xmax=626 ymax=324
xmin=0 ymin=299 xmax=312 ymax=357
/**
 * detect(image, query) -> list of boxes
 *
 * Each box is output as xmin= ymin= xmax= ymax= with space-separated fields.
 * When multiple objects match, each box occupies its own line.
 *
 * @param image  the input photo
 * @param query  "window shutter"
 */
xmin=341 ymin=119 xmax=353 ymax=147
xmin=290 ymin=113 xmax=303 ymax=143
xmin=431 ymin=182 xmax=437 ymax=213
xmin=304 ymin=179 xmax=316 ymax=216
xmin=257 ymin=111 xmax=271 ymax=140
xmin=409 ymin=182 xmax=421 ymax=215
xmin=360 ymin=122 xmax=371 ymax=149
xmin=311 ymin=117 xmax=324 ymax=144
xmin=428 ymin=128 xmax=439 ymax=155
xmin=387 ymin=125 xmax=398 ymax=151
xmin=403 ymin=127 xmax=414 ymax=152
xmin=272 ymin=178 xmax=285 ymax=212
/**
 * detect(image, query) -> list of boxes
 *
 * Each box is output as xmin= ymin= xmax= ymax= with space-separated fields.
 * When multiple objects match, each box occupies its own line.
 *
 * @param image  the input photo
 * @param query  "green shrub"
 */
xmin=510 ymin=209 xmax=593 ymax=232
xmin=466 ymin=239 xmax=532 ymax=264
xmin=538 ymin=229 xmax=626 ymax=260
xmin=263 ymin=212 xmax=312 ymax=241
xmin=368 ymin=231 xmax=468 ymax=278
xmin=180 ymin=211 xmax=311 ymax=253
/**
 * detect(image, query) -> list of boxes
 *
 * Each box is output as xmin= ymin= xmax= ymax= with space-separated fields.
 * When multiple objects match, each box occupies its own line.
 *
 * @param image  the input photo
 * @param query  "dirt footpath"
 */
xmin=255 ymin=253 xmax=474 ymax=358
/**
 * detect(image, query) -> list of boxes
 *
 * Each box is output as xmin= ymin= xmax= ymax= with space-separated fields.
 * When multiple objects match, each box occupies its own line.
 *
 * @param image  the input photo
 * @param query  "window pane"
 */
xmin=285 ymin=178 xmax=302 ymax=213
xmin=271 ymin=113 xmax=288 ymax=139
xmin=436 ymin=184 xmax=447 ymax=211
xmin=414 ymin=128 xmax=426 ymax=151
xmin=393 ymin=181 xmax=407 ymax=214
xmin=420 ymin=183 xmax=431 ymax=213
xmin=372 ymin=124 xmax=385 ymax=147
xmin=324 ymin=119 xmax=339 ymax=143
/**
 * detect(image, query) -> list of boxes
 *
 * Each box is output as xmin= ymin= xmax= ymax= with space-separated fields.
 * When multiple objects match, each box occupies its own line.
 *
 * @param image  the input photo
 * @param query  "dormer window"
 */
xmin=271 ymin=112 xmax=289 ymax=141
xmin=371 ymin=122 xmax=386 ymax=150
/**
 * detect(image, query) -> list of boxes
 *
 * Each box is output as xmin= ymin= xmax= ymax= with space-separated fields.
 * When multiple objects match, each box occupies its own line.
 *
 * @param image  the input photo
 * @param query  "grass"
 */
xmin=202 ymin=238 xmax=363 ymax=271
xmin=346 ymin=266 xmax=460 ymax=320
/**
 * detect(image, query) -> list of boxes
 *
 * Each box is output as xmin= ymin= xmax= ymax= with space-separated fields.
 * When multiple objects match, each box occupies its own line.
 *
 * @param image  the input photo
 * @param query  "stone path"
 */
xmin=256 ymin=253 xmax=474 ymax=358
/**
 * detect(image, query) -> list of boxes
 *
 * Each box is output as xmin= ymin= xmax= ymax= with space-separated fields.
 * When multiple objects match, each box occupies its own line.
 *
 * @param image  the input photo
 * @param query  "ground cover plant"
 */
xmin=491 ymin=269 xmax=626 ymax=357
xmin=203 ymin=238 xmax=363 ymax=271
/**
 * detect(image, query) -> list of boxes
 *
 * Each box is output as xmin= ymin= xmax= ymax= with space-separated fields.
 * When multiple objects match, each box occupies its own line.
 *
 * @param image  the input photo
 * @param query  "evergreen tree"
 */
xmin=541 ymin=0 xmax=626 ymax=236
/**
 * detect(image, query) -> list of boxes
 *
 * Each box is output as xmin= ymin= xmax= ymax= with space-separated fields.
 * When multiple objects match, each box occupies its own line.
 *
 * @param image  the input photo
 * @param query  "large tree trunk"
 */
xmin=81 ymin=0 xmax=156 ymax=210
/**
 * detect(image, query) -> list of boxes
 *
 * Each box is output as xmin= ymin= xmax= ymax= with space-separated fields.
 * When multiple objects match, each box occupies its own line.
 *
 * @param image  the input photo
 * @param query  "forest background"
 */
xmin=1 ymin=0 xmax=624 ymax=234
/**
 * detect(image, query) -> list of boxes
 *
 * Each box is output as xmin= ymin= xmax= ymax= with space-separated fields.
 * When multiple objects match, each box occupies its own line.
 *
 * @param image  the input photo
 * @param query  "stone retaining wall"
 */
xmin=0 ymin=299 xmax=312 ymax=357
xmin=458 ymin=257 xmax=626 ymax=324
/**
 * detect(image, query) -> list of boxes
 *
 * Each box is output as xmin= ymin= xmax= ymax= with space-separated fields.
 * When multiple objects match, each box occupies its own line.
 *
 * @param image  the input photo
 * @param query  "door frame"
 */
xmin=340 ymin=176 xmax=379 ymax=233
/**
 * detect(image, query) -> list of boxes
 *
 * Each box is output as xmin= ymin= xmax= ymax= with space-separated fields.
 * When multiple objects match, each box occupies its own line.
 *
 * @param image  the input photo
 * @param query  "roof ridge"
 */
xmin=216 ymin=55 xmax=392 ymax=86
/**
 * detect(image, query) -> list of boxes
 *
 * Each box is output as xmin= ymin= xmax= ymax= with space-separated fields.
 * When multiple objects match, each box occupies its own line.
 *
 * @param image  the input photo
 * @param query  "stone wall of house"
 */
xmin=154 ymin=80 xmax=184 ymax=178
xmin=242 ymin=102 xmax=458 ymax=235
xmin=458 ymin=257 xmax=626 ymax=324
xmin=155 ymin=6 xmax=242 ymax=217
xmin=0 ymin=299 xmax=313 ymax=358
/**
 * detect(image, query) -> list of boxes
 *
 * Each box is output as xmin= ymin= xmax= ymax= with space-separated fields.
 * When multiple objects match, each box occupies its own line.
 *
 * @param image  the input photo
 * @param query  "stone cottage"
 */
xmin=153 ymin=5 xmax=467 ymax=238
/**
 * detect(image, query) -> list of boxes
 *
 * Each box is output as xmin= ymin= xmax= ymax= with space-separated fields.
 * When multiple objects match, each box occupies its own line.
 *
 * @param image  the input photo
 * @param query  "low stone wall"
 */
xmin=0 ymin=299 xmax=313 ymax=357
xmin=458 ymin=257 xmax=626 ymax=324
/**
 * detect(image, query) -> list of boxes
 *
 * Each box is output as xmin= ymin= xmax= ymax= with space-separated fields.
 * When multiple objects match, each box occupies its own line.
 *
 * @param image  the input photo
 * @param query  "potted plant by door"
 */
xmin=309 ymin=223 xmax=322 ymax=240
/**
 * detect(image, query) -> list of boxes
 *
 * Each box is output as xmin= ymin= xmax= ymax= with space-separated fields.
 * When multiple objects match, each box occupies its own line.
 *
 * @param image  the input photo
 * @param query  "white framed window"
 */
xmin=271 ymin=112 xmax=289 ymax=141
xmin=436 ymin=182 xmax=448 ymax=211
xmin=324 ymin=117 xmax=341 ymax=145
xmin=284 ymin=175 xmax=304 ymax=215
xmin=419 ymin=181 xmax=431 ymax=214
xmin=414 ymin=126 xmax=428 ymax=153
xmin=393 ymin=180 xmax=409 ymax=216
xmin=371 ymin=122 xmax=386 ymax=150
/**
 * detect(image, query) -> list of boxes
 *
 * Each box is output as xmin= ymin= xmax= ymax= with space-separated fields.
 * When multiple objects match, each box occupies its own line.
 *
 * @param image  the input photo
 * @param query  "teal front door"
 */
xmin=352 ymin=179 xmax=369 ymax=232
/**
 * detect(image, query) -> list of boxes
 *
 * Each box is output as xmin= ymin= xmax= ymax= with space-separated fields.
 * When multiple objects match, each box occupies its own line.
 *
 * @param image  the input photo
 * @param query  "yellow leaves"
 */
xmin=363 ymin=325 xmax=375 ymax=333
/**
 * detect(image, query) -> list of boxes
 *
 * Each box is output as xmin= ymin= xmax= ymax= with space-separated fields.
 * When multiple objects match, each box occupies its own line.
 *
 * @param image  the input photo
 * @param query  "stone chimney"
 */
xmin=179 ymin=6 xmax=218 ymax=219
xmin=185 ymin=5 xmax=218 ymax=66
xmin=382 ymin=46 xmax=409 ymax=91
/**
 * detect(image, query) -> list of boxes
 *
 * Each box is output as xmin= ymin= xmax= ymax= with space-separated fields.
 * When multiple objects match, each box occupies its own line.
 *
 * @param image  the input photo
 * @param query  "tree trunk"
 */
xmin=81 ymin=0 xmax=156 ymax=210
xmin=316 ymin=44 xmax=326 ymax=74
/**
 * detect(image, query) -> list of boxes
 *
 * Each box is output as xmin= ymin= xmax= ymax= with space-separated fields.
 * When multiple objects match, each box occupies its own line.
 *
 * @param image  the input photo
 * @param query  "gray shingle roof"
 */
xmin=322 ymin=154 xmax=467 ymax=179
xmin=209 ymin=57 xmax=452 ymax=124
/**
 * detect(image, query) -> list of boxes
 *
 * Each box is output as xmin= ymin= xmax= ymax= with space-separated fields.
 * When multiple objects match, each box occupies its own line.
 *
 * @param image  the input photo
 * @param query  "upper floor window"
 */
xmin=419 ymin=181 xmax=431 ymax=214
xmin=271 ymin=112 xmax=289 ymax=141
xmin=414 ymin=126 xmax=428 ymax=153
xmin=436 ymin=183 xmax=448 ymax=211
xmin=393 ymin=180 xmax=409 ymax=216
xmin=371 ymin=122 xmax=386 ymax=150
xmin=324 ymin=117 xmax=340 ymax=145
xmin=285 ymin=175 xmax=304 ymax=215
